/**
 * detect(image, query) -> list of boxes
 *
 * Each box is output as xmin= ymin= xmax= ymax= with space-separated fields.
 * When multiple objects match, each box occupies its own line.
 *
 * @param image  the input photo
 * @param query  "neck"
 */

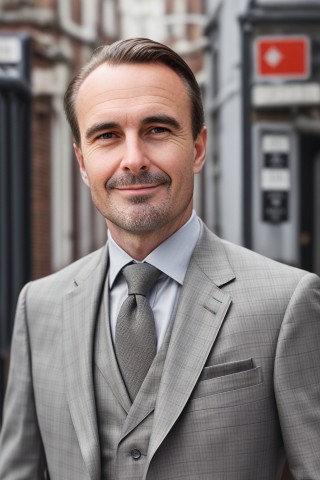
xmin=107 ymin=213 xmax=192 ymax=260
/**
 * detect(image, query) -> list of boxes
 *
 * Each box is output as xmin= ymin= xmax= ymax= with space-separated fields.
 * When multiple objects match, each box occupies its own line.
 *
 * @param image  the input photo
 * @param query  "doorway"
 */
xmin=299 ymin=133 xmax=320 ymax=275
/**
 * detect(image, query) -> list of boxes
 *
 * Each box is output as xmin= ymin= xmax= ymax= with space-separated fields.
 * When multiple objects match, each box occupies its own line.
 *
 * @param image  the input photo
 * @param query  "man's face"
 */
xmin=74 ymin=62 xmax=206 ymax=242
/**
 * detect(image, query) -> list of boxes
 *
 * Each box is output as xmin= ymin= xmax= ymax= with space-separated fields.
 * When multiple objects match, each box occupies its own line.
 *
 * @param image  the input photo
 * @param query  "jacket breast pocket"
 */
xmin=190 ymin=358 xmax=263 ymax=400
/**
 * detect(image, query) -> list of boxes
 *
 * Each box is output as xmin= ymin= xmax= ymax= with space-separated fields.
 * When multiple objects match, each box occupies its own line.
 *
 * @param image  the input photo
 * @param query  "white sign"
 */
xmin=262 ymin=135 xmax=290 ymax=153
xmin=0 ymin=65 xmax=20 ymax=78
xmin=253 ymin=83 xmax=320 ymax=107
xmin=261 ymin=169 xmax=290 ymax=191
xmin=0 ymin=37 xmax=22 ymax=64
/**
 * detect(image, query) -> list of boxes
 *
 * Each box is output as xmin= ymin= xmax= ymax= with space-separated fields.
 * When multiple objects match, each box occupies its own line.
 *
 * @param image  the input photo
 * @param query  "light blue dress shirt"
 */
xmin=108 ymin=211 xmax=200 ymax=350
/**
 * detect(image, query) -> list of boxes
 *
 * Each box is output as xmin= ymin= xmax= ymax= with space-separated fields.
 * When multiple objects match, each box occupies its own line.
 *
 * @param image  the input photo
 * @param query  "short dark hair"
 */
xmin=64 ymin=37 xmax=205 ymax=145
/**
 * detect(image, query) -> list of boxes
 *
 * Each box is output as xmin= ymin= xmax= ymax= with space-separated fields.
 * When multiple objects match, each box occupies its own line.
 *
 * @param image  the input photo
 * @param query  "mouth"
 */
xmin=113 ymin=184 xmax=162 ymax=194
xmin=106 ymin=172 xmax=171 ymax=194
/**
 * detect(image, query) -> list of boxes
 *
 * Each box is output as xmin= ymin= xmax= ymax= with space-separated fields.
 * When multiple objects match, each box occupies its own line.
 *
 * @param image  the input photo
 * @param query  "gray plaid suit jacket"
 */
xmin=1 ymin=220 xmax=320 ymax=479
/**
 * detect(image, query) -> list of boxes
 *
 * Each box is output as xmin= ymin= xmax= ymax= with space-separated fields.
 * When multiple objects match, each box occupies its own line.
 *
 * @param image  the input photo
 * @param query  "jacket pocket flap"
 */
xmin=189 ymin=359 xmax=263 ymax=400
xmin=199 ymin=358 xmax=254 ymax=381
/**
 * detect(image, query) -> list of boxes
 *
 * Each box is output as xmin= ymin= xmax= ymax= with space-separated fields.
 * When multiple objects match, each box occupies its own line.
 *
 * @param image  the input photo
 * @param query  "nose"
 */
xmin=120 ymin=134 xmax=150 ymax=175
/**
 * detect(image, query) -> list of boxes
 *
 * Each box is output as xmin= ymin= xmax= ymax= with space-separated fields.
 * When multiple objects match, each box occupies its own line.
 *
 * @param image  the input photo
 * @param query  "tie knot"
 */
xmin=122 ymin=262 xmax=161 ymax=297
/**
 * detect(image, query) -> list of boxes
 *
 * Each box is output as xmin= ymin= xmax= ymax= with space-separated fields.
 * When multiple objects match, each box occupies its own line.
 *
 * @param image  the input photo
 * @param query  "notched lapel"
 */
xmin=118 ymin=324 xmax=171 ymax=442
xmin=94 ymin=288 xmax=132 ymax=414
xmin=145 ymin=224 xmax=235 ymax=475
xmin=147 ymin=272 xmax=232 ymax=465
xmin=63 ymin=247 xmax=108 ymax=480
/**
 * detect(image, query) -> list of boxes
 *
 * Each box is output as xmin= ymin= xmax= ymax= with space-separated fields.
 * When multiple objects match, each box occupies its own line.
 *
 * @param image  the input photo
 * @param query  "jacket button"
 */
xmin=131 ymin=449 xmax=142 ymax=460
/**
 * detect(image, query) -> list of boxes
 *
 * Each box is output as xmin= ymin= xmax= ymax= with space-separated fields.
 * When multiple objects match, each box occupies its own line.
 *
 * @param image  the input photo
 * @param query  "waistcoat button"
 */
xmin=131 ymin=449 xmax=142 ymax=460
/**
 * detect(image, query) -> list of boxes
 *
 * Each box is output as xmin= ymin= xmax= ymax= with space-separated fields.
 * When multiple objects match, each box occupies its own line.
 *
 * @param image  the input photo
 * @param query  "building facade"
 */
xmin=205 ymin=0 xmax=320 ymax=278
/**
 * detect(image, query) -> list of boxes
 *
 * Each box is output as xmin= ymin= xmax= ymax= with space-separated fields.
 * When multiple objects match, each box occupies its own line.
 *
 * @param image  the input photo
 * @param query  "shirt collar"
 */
xmin=108 ymin=210 xmax=200 ymax=288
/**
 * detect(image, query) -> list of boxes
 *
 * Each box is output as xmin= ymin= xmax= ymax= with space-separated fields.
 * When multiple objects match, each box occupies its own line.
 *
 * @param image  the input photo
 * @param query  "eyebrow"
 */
xmin=141 ymin=115 xmax=181 ymax=130
xmin=85 ymin=122 xmax=119 ymax=141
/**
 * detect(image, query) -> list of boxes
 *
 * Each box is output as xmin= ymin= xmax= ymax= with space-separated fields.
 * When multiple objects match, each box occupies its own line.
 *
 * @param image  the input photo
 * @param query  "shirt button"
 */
xmin=131 ymin=449 xmax=142 ymax=460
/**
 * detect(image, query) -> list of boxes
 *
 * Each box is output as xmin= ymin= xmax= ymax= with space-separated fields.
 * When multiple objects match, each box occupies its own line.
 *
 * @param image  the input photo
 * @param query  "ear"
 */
xmin=73 ymin=142 xmax=90 ymax=187
xmin=193 ymin=127 xmax=207 ymax=174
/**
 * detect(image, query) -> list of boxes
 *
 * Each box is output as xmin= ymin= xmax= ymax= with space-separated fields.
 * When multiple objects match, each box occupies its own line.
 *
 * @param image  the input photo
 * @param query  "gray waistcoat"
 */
xmin=93 ymin=286 xmax=172 ymax=480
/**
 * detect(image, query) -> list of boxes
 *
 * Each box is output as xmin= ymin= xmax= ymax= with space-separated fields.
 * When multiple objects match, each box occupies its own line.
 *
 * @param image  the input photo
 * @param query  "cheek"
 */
xmin=83 ymin=151 xmax=118 ymax=185
xmin=169 ymin=165 xmax=194 ymax=197
xmin=170 ymin=153 xmax=195 ymax=179
xmin=153 ymin=144 xmax=193 ymax=174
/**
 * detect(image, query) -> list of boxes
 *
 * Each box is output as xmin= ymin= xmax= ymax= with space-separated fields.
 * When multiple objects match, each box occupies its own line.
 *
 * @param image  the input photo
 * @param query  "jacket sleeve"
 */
xmin=274 ymin=272 xmax=320 ymax=479
xmin=0 ymin=283 xmax=48 ymax=479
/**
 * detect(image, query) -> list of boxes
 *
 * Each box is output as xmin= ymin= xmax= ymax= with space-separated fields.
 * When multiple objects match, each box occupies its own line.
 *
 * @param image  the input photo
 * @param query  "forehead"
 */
xmin=75 ymin=63 xmax=191 ymax=126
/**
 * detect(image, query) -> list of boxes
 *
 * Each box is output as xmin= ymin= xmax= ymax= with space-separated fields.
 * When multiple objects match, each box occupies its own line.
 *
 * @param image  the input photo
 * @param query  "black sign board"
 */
xmin=263 ymin=191 xmax=288 ymax=223
xmin=261 ymin=134 xmax=290 ymax=224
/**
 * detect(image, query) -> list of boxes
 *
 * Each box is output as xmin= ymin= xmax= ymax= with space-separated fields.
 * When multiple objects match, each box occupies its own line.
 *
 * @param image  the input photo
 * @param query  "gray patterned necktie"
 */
xmin=115 ymin=262 xmax=161 ymax=401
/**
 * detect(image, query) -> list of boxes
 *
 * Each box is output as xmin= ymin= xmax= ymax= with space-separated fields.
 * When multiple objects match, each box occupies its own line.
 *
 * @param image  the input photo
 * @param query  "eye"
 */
xmin=151 ymin=127 xmax=169 ymax=134
xmin=99 ymin=132 xmax=116 ymax=139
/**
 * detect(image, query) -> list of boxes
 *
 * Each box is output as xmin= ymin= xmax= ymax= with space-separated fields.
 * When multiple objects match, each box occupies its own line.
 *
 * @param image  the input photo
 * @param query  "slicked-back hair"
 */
xmin=64 ymin=37 xmax=205 ymax=146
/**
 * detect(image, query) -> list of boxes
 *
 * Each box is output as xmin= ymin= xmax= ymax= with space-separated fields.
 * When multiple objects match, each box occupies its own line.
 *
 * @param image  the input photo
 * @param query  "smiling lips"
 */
xmin=114 ymin=184 xmax=162 ymax=193
xmin=105 ymin=171 xmax=171 ymax=192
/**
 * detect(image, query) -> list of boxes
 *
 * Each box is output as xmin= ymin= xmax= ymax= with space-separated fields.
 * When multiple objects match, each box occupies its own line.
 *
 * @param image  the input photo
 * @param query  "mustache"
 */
xmin=106 ymin=171 xmax=171 ymax=190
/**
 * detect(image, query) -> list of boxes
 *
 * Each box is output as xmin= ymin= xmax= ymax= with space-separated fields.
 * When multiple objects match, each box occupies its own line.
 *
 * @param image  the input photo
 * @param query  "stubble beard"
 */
xmin=91 ymin=171 xmax=173 ymax=233
xmin=104 ymin=197 xmax=172 ymax=233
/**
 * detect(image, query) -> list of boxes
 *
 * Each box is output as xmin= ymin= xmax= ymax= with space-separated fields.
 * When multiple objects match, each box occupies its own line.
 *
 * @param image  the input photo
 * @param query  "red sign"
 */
xmin=255 ymin=35 xmax=310 ymax=80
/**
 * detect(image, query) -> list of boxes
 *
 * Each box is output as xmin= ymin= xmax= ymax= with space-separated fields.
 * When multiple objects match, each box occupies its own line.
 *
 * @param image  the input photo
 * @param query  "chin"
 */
xmin=112 ymin=206 xmax=170 ymax=233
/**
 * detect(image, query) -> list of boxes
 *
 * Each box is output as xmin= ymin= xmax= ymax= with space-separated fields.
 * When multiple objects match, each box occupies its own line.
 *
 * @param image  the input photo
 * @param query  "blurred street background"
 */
xmin=1 ymin=2 xmax=320 ymax=477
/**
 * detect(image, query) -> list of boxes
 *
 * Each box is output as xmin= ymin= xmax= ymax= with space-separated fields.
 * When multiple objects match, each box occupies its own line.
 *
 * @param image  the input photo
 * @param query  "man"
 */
xmin=0 ymin=38 xmax=320 ymax=480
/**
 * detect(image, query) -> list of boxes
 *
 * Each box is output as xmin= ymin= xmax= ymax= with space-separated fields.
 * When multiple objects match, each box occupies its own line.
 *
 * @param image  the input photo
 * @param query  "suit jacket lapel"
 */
xmin=145 ymin=223 xmax=235 ymax=473
xmin=119 ymin=319 xmax=173 ymax=441
xmin=63 ymin=245 xmax=108 ymax=480
xmin=94 ymin=282 xmax=132 ymax=413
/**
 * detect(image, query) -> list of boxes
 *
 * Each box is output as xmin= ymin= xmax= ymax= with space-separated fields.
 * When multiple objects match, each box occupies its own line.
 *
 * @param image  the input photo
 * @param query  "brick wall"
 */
xmin=31 ymin=96 xmax=52 ymax=279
